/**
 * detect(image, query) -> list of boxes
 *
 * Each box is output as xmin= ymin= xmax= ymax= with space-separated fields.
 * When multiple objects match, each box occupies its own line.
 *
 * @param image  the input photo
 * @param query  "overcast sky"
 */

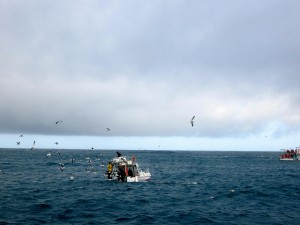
xmin=1 ymin=0 xmax=300 ymax=150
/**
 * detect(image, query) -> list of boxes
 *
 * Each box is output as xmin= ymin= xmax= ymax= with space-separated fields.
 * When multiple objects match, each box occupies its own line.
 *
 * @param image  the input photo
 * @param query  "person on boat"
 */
xmin=125 ymin=166 xmax=128 ymax=176
xmin=128 ymin=167 xmax=133 ymax=177
xmin=116 ymin=151 xmax=122 ymax=157
xmin=118 ymin=167 xmax=126 ymax=182
xmin=132 ymin=155 xmax=136 ymax=162
xmin=107 ymin=162 xmax=113 ymax=179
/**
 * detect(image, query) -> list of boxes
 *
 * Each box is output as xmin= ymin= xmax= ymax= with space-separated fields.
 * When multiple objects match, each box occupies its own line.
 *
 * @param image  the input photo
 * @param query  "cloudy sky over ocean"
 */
xmin=1 ymin=0 xmax=300 ymax=150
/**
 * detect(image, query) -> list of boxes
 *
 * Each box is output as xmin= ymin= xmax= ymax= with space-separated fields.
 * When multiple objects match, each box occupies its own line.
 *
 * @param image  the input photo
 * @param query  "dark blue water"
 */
xmin=0 ymin=149 xmax=299 ymax=224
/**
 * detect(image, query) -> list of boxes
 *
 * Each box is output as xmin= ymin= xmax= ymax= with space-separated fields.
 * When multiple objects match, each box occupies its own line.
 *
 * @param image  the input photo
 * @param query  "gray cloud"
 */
xmin=1 ymin=0 xmax=300 ymax=138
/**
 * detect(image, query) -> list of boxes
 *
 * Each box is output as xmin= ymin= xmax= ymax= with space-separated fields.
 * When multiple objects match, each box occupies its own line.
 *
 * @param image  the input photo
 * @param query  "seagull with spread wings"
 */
xmin=190 ymin=116 xmax=195 ymax=127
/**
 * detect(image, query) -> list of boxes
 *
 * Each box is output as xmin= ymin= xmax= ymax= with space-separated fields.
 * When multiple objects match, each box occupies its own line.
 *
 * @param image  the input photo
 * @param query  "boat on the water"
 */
xmin=105 ymin=152 xmax=151 ymax=182
xmin=279 ymin=147 xmax=300 ymax=161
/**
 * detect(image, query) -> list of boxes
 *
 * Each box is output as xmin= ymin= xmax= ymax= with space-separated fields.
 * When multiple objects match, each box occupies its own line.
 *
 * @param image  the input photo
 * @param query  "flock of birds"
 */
xmin=44 ymin=148 xmax=106 ymax=181
xmin=15 ymin=116 xmax=196 ymax=149
xmin=11 ymin=116 xmax=197 ymax=180
xmin=13 ymin=120 xmax=114 ymax=180
xmin=15 ymin=120 xmax=113 ymax=149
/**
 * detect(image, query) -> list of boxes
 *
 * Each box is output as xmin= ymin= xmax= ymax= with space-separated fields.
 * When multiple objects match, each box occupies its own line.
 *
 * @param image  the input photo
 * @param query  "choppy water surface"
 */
xmin=0 ymin=149 xmax=299 ymax=224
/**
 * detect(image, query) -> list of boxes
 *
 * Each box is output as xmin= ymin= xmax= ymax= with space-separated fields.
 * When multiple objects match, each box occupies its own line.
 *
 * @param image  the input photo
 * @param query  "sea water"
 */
xmin=0 ymin=149 xmax=299 ymax=224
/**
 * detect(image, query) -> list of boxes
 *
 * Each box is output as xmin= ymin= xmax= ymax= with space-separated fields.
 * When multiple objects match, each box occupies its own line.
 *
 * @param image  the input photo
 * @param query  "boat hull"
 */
xmin=126 ymin=172 xmax=151 ymax=182
xmin=279 ymin=158 xmax=299 ymax=161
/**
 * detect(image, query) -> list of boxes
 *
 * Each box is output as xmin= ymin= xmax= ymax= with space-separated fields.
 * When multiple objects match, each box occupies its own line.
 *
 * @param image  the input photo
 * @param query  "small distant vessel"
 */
xmin=105 ymin=152 xmax=151 ymax=182
xmin=279 ymin=147 xmax=300 ymax=161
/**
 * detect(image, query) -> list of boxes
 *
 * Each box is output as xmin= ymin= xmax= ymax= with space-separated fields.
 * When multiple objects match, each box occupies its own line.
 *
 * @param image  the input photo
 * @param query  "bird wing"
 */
xmin=190 ymin=116 xmax=195 ymax=124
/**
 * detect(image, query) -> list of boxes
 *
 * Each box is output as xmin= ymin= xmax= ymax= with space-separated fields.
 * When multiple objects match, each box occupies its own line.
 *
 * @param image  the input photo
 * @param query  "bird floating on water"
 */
xmin=190 ymin=116 xmax=195 ymax=127
xmin=59 ymin=163 xmax=65 ymax=171
xmin=19 ymin=134 xmax=23 ymax=137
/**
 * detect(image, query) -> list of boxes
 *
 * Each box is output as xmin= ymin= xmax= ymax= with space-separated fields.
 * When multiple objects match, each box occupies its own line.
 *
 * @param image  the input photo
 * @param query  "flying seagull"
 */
xmin=16 ymin=142 xmax=20 ymax=145
xmin=55 ymin=120 xmax=63 ymax=124
xmin=19 ymin=134 xmax=23 ymax=137
xmin=54 ymin=142 xmax=58 ymax=145
xmin=31 ymin=141 xmax=35 ymax=150
xmin=106 ymin=128 xmax=111 ymax=132
xmin=190 ymin=116 xmax=195 ymax=127
xmin=91 ymin=147 xmax=94 ymax=150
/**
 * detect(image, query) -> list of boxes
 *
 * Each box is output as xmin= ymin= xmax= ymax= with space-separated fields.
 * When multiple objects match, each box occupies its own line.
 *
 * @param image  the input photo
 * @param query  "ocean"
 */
xmin=0 ymin=149 xmax=299 ymax=225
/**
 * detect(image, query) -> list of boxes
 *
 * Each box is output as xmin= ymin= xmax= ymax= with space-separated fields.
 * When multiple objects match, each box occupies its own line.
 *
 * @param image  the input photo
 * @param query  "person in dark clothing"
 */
xmin=128 ymin=168 xmax=133 ymax=177
xmin=118 ymin=167 xmax=126 ymax=182
xmin=116 ymin=152 xmax=122 ymax=157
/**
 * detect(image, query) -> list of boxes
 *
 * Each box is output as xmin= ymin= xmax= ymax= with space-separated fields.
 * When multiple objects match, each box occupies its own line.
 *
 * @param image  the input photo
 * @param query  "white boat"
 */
xmin=279 ymin=147 xmax=300 ymax=161
xmin=105 ymin=152 xmax=151 ymax=182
